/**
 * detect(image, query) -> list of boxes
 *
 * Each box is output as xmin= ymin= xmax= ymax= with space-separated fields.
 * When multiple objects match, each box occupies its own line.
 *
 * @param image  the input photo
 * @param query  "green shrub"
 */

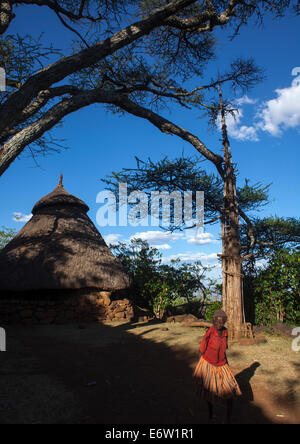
xmin=205 ymin=301 xmax=222 ymax=322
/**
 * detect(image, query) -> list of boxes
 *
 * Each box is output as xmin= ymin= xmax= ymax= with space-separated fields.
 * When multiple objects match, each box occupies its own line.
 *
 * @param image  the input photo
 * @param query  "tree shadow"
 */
xmin=0 ymin=323 xmax=283 ymax=424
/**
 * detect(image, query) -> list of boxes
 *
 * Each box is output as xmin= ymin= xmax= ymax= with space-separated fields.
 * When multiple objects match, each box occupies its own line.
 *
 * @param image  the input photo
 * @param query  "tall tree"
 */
xmin=102 ymin=152 xmax=299 ymax=337
xmin=0 ymin=0 xmax=299 ymax=337
xmin=218 ymin=84 xmax=244 ymax=338
xmin=0 ymin=0 xmax=297 ymax=175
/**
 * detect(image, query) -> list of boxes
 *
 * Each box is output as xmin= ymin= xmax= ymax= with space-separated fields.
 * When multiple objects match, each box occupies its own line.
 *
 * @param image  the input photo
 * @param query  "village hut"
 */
xmin=0 ymin=176 xmax=133 ymax=324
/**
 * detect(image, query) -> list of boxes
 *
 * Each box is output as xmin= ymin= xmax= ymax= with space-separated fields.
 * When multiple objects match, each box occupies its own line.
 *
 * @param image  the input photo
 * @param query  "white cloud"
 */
xmin=130 ymin=230 xmax=184 ymax=244
xmin=130 ymin=229 xmax=219 ymax=249
xmin=103 ymin=233 xmax=122 ymax=246
xmin=216 ymin=80 xmax=300 ymax=141
xmin=154 ymin=243 xmax=171 ymax=250
xmin=186 ymin=231 xmax=219 ymax=245
xmin=256 ymin=83 xmax=300 ymax=136
xmin=217 ymin=101 xmax=259 ymax=142
xmin=225 ymin=108 xmax=259 ymax=142
xmin=13 ymin=212 xmax=32 ymax=223
xmin=234 ymin=95 xmax=257 ymax=106
xmin=225 ymin=83 xmax=300 ymax=141
xmin=162 ymin=251 xmax=220 ymax=264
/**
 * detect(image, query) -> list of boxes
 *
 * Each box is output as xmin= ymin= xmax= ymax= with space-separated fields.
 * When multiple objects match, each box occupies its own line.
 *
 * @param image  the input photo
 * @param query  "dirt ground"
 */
xmin=0 ymin=320 xmax=299 ymax=424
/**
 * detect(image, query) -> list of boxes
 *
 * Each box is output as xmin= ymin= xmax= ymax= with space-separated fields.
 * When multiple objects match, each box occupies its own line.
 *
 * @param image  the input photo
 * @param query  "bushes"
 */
xmin=0 ymin=227 xmax=16 ymax=251
xmin=205 ymin=301 xmax=223 ymax=322
xmin=111 ymin=238 xmax=220 ymax=318
xmin=246 ymin=249 xmax=300 ymax=326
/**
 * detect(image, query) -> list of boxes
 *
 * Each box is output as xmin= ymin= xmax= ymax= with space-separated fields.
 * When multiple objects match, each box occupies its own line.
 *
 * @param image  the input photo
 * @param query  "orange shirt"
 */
xmin=199 ymin=326 xmax=228 ymax=367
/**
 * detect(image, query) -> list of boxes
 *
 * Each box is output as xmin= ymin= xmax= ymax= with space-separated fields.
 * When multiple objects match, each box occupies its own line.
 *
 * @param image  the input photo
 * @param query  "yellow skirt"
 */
xmin=193 ymin=356 xmax=242 ymax=404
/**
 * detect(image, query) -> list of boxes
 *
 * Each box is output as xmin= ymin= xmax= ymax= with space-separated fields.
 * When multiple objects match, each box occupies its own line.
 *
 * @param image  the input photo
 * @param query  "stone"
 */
xmin=99 ymin=292 xmax=111 ymax=306
xmin=114 ymin=312 xmax=125 ymax=319
xmin=113 ymin=306 xmax=125 ymax=314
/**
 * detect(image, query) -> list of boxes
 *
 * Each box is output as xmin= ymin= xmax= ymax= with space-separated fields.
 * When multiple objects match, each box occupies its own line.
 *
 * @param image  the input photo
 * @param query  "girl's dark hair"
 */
xmin=213 ymin=309 xmax=227 ymax=322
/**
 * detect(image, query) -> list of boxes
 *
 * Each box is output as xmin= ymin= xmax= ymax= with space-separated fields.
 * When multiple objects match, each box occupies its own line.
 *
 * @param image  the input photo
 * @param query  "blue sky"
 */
xmin=1 ymin=3 xmax=299 ymax=282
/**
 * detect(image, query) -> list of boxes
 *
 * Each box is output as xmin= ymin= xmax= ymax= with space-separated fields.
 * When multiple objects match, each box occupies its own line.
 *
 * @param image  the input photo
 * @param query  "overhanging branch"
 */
xmin=0 ymin=0 xmax=198 ymax=134
xmin=0 ymin=87 xmax=225 ymax=177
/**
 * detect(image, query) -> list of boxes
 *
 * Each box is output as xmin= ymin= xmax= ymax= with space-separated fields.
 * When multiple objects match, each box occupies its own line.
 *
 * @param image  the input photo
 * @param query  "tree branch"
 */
xmin=54 ymin=10 xmax=91 ymax=48
xmin=113 ymin=94 xmax=225 ymax=175
xmin=11 ymin=0 xmax=102 ymax=23
xmin=238 ymin=207 xmax=256 ymax=249
xmin=0 ymin=0 xmax=197 ymax=133
xmin=0 ymin=87 xmax=225 ymax=177
xmin=0 ymin=85 xmax=80 ymax=144
xmin=0 ymin=1 xmax=15 ymax=34
xmin=164 ymin=0 xmax=243 ymax=32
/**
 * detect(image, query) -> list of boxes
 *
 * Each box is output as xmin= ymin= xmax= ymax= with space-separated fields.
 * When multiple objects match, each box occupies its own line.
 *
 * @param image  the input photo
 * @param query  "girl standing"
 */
xmin=194 ymin=309 xmax=242 ymax=424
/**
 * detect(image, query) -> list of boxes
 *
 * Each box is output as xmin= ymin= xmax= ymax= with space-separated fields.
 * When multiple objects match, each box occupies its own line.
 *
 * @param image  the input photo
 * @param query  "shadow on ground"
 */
xmin=0 ymin=322 xmax=292 ymax=424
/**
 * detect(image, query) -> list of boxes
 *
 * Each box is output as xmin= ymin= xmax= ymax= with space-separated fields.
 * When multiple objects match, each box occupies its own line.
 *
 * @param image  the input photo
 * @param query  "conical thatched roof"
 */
xmin=0 ymin=177 xmax=130 ymax=293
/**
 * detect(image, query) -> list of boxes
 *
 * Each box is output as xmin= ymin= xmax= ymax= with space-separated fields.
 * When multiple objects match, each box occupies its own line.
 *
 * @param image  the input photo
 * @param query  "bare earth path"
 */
xmin=0 ymin=321 xmax=299 ymax=424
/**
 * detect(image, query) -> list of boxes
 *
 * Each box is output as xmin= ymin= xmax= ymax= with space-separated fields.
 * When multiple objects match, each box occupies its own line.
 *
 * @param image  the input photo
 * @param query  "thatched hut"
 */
xmin=0 ymin=177 xmax=133 ymax=324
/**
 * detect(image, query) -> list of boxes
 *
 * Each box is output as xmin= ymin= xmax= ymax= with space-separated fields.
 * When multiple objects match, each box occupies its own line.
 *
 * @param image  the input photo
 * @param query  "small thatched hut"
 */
xmin=0 ymin=176 xmax=133 ymax=324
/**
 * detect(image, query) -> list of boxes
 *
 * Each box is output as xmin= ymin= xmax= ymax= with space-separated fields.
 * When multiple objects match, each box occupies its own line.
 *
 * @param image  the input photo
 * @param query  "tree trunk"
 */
xmin=219 ymin=86 xmax=244 ymax=340
xmin=222 ymin=171 xmax=244 ymax=339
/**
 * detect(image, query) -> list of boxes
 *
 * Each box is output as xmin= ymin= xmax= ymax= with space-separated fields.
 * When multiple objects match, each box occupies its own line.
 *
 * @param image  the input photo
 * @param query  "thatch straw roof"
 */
xmin=0 ymin=177 xmax=130 ymax=292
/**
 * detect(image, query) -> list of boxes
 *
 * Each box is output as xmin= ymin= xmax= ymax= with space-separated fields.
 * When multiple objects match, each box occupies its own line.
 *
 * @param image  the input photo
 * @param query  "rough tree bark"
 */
xmin=218 ymin=86 xmax=244 ymax=340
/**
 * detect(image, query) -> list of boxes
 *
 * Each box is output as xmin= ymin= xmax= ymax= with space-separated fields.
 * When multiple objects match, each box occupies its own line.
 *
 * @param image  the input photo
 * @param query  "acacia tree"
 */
xmin=110 ymin=238 xmax=219 ymax=319
xmin=102 ymin=153 xmax=299 ymax=337
xmin=0 ymin=0 xmax=297 ymax=175
xmin=0 ymin=0 xmax=299 ymax=337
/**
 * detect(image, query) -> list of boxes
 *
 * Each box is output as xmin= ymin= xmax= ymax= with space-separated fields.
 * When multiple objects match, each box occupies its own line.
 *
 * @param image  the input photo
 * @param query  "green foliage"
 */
xmin=252 ymin=249 xmax=300 ymax=326
xmin=111 ymin=238 xmax=219 ymax=317
xmin=205 ymin=300 xmax=223 ymax=322
xmin=241 ymin=216 xmax=300 ymax=265
xmin=237 ymin=179 xmax=271 ymax=212
xmin=142 ymin=280 xmax=173 ymax=319
xmin=102 ymin=155 xmax=271 ymax=230
xmin=0 ymin=227 xmax=16 ymax=250
xmin=0 ymin=34 xmax=61 ymax=88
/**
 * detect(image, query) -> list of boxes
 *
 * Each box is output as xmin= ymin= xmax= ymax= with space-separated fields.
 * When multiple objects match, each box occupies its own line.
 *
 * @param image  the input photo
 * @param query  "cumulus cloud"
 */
xmin=224 ymin=108 xmax=259 ymax=142
xmin=256 ymin=83 xmax=300 ymax=136
xmin=130 ymin=230 xmax=184 ymax=244
xmin=217 ymin=96 xmax=259 ymax=142
xmin=104 ymin=233 xmax=122 ymax=246
xmin=153 ymin=243 xmax=172 ymax=250
xmin=186 ymin=231 xmax=219 ymax=245
xmin=162 ymin=252 xmax=220 ymax=264
xmin=13 ymin=212 xmax=32 ymax=223
xmin=222 ymin=82 xmax=300 ymax=141
xmin=234 ymin=95 xmax=257 ymax=106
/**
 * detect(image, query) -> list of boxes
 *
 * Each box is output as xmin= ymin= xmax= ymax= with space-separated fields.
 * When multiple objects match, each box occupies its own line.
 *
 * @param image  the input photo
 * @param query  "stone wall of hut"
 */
xmin=0 ymin=291 xmax=134 ymax=325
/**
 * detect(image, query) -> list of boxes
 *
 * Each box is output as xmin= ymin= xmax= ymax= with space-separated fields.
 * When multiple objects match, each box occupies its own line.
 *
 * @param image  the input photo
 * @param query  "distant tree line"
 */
xmin=111 ymin=238 xmax=299 ymax=326
xmin=111 ymin=238 xmax=221 ymax=320
xmin=0 ymin=226 xmax=15 ymax=250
